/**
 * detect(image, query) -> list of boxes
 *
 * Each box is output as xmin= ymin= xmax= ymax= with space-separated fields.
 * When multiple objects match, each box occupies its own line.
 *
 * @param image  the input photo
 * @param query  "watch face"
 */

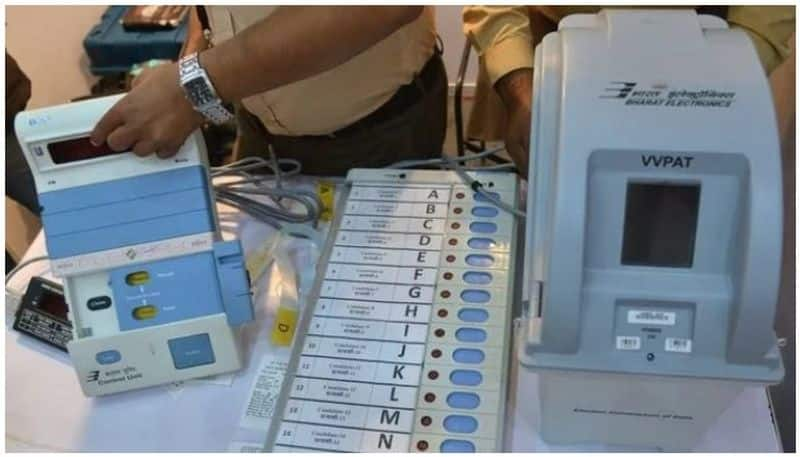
xmin=185 ymin=76 xmax=214 ymax=105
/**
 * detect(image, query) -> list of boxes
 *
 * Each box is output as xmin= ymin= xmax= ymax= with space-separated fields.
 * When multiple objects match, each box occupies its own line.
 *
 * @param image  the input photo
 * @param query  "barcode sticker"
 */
xmin=627 ymin=310 xmax=676 ymax=326
xmin=616 ymin=336 xmax=641 ymax=351
xmin=665 ymin=337 xmax=692 ymax=353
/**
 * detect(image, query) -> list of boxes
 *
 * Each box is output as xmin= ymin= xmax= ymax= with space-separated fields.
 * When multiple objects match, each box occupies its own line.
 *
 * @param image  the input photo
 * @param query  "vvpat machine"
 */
xmin=15 ymin=95 xmax=254 ymax=396
xmin=520 ymin=10 xmax=784 ymax=450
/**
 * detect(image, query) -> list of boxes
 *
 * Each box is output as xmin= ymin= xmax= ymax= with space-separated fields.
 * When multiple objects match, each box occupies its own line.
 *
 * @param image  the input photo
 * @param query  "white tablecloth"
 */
xmin=6 ymin=193 xmax=782 ymax=452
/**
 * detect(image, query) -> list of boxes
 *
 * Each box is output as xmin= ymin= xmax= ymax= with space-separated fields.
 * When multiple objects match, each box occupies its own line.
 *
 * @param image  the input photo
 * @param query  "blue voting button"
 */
xmin=469 ymin=222 xmax=497 ymax=234
xmin=453 ymin=348 xmax=485 ymax=364
xmin=473 ymin=191 xmax=500 ymax=202
xmin=447 ymin=392 xmax=481 ymax=409
xmin=95 ymin=350 xmax=121 ymax=365
xmin=458 ymin=308 xmax=489 ymax=323
xmin=461 ymin=289 xmax=491 ymax=303
xmin=467 ymin=237 xmax=496 ymax=249
xmin=450 ymin=369 xmax=483 ymax=386
xmin=456 ymin=328 xmax=487 ymax=343
xmin=168 ymin=333 xmax=215 ymax=369
xmin=441 ymin=439 xmax=476 ymax=452
xmin=471 ymin=206 xmax=499 ymax=218
xmin=463 ymin=271 xmax=492 ymax=285
xmin=465 ymin=254 xmax=494 ymax=267
xmin=444 ymin=415 xmax=479 ymax=433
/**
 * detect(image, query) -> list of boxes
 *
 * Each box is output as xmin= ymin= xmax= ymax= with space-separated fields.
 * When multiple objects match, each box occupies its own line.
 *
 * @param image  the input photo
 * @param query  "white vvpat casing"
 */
xmin=534 ymin=369 xmax=751 ymax=451
xmin=519 ymin=10 xmax=784 ymax=450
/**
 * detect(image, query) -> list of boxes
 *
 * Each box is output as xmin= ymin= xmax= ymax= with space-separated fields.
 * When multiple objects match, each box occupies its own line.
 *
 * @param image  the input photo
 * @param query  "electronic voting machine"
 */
xmin=15 ymin=95 xmax=254 ymax=396
xmin=265 ymin=9 xmax=785 ymax=452
xmin=517 ymin=9 xmax=785 ymax=451
xmin=264 ymin=169 xmax=521 ymax=452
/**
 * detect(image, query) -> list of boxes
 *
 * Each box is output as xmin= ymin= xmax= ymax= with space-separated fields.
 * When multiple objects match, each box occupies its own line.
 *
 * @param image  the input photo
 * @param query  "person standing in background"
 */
xmin=6 ymin=51 xmax=38 ymax=215
xmin=6 ymin=51 xmax=41 ymax=271
xmin=462 ymin=6 xmax=795 ymax=172
xmin=91 ymin=6 xmax=448 ymax=176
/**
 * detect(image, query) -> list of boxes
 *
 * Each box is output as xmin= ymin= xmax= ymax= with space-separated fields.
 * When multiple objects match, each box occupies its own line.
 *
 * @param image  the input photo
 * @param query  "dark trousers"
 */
xmin=235 ymin=52 xmax=448 ymax=176
xmin=6 ymin=130 xmax=40 ymax=270
xmin=6 ymin=131 xmax=39 ymax=215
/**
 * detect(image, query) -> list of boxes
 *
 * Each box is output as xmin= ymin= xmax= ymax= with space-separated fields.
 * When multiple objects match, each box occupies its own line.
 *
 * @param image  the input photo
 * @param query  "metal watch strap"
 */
xmin=178 ymin=53 xmax=234 ymax=125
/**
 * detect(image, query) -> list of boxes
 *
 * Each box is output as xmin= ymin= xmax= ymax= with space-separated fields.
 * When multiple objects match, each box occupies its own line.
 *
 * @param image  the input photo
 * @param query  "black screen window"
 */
xmin=49 ymin=136 xmax=125 ymax=164
xmin=621 ymin=182 xmax=700 ymax=268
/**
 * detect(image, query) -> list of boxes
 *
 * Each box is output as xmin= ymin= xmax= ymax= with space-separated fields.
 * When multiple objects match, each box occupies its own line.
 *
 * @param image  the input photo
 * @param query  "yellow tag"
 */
xmin=317 ymin=181 xmax=335 ymax=222
xmin=271 ymin=306 xmax=299 ymax=347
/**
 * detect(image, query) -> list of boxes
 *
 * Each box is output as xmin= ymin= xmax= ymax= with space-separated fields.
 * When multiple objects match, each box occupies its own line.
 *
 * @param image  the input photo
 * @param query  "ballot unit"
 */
xmin=265 ymin=169 xmax=521 ymax=452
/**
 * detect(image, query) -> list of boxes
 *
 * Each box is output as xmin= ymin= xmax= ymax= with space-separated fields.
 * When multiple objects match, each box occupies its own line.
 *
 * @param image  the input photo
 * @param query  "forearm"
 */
xmin=200 ymin=6 xmax=423 ymax=102
xmin=180 ymin=8 xmax=208 ymax=57
xmin=495 ymin=68 xmax=533 ymax=111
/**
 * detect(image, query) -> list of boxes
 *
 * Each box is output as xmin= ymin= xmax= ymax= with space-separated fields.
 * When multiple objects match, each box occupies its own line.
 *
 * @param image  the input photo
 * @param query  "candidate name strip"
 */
xmin=274 ymin=182 xmax=452 ymax=452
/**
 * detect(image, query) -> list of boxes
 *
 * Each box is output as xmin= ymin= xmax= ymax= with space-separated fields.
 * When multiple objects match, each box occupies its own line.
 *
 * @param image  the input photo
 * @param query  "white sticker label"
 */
xmin=340 ymin=216 xmax=445 ymax=234
xmin=315 ymin=299 xmax=431 ymax=323
xmin=319 ymin=281 xmax=434 ymax=304
xmin=290 ymin=378 xmax=418 ymax=409
xmin=325 ymin=264 xmax=437 ymax=286
xmin=329 ymin=247 xmax=440 ymax=268
xmin=627 ymin=310 xmax=676 ymax=326
xmin=295 ymin=356 xmax=421 ymax=386
xmin=349 ymin=185 xmax=450 ymax=203
xmin=335 ymin=231 xmax=443 ymax=251
xmin=665 ymin=337 xmax=692 ymax=353
xmin=616 ymin=336 xmax=641 ymax=351
xmin=239 ymin=352 xmax=290 ymax=432
xmin=306 ymin=318 xmax=428 ymax=344
xmin=344 ymin=201 xmax=448 ymax=218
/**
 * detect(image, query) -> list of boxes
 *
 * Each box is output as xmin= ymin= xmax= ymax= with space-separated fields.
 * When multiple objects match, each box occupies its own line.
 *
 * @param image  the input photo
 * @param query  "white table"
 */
xmin=6 ymin=196 xmax=782 ymax=452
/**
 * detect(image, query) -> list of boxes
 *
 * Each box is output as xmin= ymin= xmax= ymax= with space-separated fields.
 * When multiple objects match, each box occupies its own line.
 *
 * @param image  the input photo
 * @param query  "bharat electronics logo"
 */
xmin=599 ymin=81 xmax=735 ymax=108
xmin=601 ymin=81 xmax=637 ymax=99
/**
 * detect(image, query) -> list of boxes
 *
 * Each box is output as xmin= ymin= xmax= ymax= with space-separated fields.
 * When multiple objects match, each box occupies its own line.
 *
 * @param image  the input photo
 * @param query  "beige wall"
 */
xmin=6 ymin=5 xmax=106 ymax=109
xmin=435 ymin=5 xmax=478 ymax=91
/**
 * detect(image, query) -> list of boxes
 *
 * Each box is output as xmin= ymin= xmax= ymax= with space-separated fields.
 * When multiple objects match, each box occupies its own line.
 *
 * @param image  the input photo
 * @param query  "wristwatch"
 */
xmin=178 ymin=52 xmax=234 ymax=125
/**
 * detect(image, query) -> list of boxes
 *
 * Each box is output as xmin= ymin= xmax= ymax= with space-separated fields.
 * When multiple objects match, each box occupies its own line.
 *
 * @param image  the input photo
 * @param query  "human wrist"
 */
xmin=178 ymin=52 xmax=234 ymax=125
xmin=197 ymin=47 xmax=236 ymax=104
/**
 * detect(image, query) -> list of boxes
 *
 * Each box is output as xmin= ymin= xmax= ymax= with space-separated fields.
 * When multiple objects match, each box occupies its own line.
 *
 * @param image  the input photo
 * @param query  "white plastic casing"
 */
xmin=14 ymin=95 xmax=247 ymax=396
xmin=519 ymin=10 xmax=784 ymax=450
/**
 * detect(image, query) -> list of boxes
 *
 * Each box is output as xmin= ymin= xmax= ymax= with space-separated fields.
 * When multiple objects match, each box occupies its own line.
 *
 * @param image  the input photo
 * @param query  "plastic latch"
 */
xmin=214 ymin=240 xmax=254 ymax=326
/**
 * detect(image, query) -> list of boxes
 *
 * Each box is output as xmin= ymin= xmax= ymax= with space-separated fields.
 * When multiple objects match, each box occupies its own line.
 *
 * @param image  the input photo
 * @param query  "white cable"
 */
xmin=6 ymin=255 xmax=49 ymax=286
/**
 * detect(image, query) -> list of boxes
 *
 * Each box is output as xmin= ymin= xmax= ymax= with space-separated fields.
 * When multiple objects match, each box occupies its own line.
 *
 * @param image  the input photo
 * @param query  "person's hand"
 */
xmin=90 ymin=62 xmax=204 ymax=158
xmin=495 ymin=68 xmax=533 ymax=175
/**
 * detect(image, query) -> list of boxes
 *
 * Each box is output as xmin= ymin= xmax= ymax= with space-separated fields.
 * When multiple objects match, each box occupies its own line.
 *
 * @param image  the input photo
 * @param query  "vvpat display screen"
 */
xmin=621 ymin=182 xmax=700 ymax=268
